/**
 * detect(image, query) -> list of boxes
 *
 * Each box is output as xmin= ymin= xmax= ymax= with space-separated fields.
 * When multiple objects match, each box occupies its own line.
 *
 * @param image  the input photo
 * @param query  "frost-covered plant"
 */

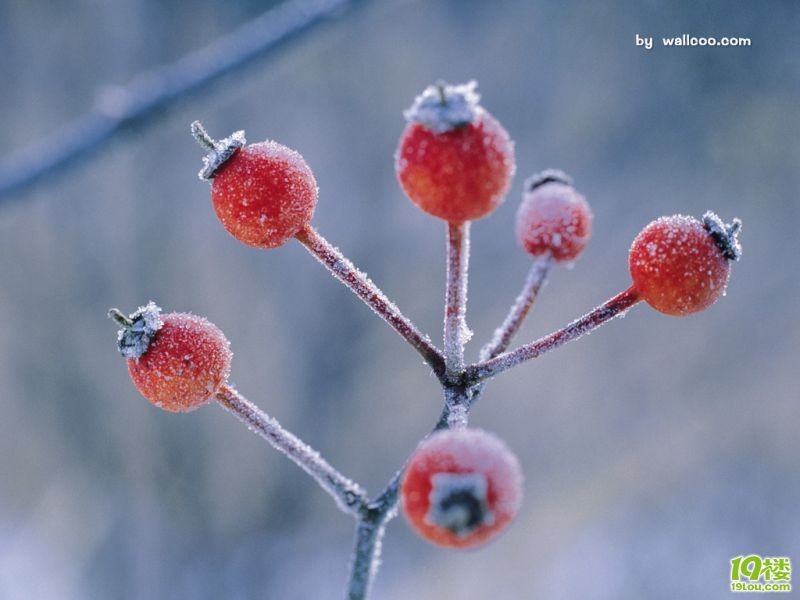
xmin=109 ymin=81 xmax=742 ymax=599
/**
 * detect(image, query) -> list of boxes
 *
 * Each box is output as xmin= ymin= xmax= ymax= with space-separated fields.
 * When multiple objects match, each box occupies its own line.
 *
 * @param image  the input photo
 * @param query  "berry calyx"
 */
xmin=515 ymin=170 xmax=593 ymax=262
xmin=401 ymin=428 xmax=523 ymax=549
xmin=395 ymin=81 xmax=515 ymax=223
xmin=192 ymin=121 xmax=318 ymax=249
xmin=110 ymin=302 xmax=232 ymax=412
xmin=628 ymin=211 xmax=742 ymax=316
xmin=191 ymin=121 xmax=247 ymax=180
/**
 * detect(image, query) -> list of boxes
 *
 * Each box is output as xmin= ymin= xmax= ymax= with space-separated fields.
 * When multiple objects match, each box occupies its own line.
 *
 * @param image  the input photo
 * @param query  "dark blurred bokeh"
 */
xmin=1 ymin=0 xmax=798 ymax=598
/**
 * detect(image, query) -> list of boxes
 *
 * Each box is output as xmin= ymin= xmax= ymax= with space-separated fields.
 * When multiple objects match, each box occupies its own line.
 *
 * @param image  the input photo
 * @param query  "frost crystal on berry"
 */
xmin=702 ymin=211 xmax=743 ymax=261
xmin=403 ymin=80 xmax=481 ymax=133
xmin=427 ymin=472 xmax=494 ymax=536
xmin=110 ymin=301 xmax=163 ymax=359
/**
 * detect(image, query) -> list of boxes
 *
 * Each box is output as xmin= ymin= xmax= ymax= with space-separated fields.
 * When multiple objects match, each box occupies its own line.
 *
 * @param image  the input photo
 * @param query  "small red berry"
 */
xmin=401 ymin=428 xmax=523 ymax=549
xmin=395 ymin=81 xmax=515 ymax=223
xmin=629 ymin=212 xmax=742 ymax=316
xmin=110 ymin=302 xmax=232 ymax=412
xmin=515 ymin=170 xmax=593 ymax=262
xmin=192 ymin=121 xmax=318 ymax=249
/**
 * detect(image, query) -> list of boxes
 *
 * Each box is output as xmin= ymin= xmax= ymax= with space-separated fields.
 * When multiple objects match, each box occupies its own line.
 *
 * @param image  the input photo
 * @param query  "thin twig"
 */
xmin=215 ymin=384 xmax=367 ymax=516
xmin=443 ymin=221 xmax=470 ymax=381
xmin=295 ymin=224 xmax=447 ymax=380
xmin=0 ymin=0 xmax=367 ymax=200
xmin=465 ymin=286 xmax=642 ymax=385
xmin=480 ymin=254 xmax=553 ymax=361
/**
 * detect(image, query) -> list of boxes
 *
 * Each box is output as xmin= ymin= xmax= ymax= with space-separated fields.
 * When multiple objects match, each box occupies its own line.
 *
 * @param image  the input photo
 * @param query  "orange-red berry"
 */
xmin=395 ymin=82 xmax=515 ymax=223
xmin=112 ymin=303 xmax=232 ymax=412
xmin=515 ymin=170 xmax=592 ymax=262
xmin=401 ymin=428 xmax=523 ymax=549
xmin=193 ymin=122 xmax=318 ymax=248
xmin=629 ymin=212 xmax=741 ymax=316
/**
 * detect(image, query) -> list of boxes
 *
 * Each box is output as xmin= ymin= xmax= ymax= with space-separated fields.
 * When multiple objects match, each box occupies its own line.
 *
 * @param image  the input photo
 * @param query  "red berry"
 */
xmin=401 ymin=428 xmax=523 ymax=549
xmin=515 ymin=170 xmax=592 ymax=262
xmin=192 ymin=122 xmax=318 ymax=248
xmin=629 ymin=212 xmax=742 ymax=316
xmin=395 ymin=82 xmax=515 ymax=223
xmin=111 ymin=303 xmax=232 ymax=412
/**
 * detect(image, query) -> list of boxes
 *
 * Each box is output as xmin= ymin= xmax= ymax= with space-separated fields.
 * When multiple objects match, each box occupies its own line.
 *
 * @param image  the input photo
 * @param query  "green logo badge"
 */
xmin=730 ymin=555 xmax=792 ymax=593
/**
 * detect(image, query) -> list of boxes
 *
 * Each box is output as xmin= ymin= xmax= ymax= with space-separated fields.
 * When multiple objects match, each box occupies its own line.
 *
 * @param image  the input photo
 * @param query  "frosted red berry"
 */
xmin=192 ymin=121 xmax=318 ymax=249
xmin=400 ymin=428 xmax=523 ymax=549
xmin=515 ymin=170 xmax=593 ymax=262
xmin=629 ymin=212 xmax=742 ymax=316
xmin=395 ymin=81 xmax=515 ymax=223
xmin=111 ymin=302 xmax=232 ymax=412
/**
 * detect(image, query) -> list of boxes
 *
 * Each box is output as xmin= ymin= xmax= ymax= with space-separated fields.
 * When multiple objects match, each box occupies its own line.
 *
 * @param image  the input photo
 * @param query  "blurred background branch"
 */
xmin=0 ymin=0 xmax=365 ymax=202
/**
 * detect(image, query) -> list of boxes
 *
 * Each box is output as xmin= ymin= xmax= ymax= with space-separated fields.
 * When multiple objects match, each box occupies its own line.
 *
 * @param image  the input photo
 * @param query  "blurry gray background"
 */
xmin=1 ymin=0 xmax=798 ymax=598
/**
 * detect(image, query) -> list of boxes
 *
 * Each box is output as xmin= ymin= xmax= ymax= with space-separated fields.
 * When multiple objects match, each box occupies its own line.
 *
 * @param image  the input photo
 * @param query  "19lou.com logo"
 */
xmin=730 ymin=555 xmax=791 ymax=593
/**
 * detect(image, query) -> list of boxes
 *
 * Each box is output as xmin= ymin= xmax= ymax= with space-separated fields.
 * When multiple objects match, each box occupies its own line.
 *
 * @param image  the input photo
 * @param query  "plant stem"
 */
xmin=464 ymin=286 xmax=642 ymax=385
xmin=295 ymin=224 xmax=446 ymax=381
xmin=347 ymin=515 xmax=386 ymax=600
xmin=444 ymin=221 xmax=470 ymax=382
xmin=480 ymin=254 xmax=553 ymax=361
xmin=214 ymin=384 xmax=367 ymax=516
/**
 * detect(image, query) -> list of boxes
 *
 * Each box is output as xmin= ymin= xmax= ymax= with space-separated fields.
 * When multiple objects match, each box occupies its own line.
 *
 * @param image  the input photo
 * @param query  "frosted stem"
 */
xmin=465 ymin=287 xmax=642 ymax=384
xmin=445 ymin=398 xmax=469 ymax=428
xmin=296 ymin=224 xmax=446 ymax=381
xmin=214 ymin=384 xmax=367 ymax=516
xmin=190 ymin=120 xmax=216 ymax=151
xmin=444 ymin=221 xmax=470 ymax=381
xmin=480 ymin=254 xmax=553 ymax=361
xmin=346 ymin=518 xmax=386 ymax=600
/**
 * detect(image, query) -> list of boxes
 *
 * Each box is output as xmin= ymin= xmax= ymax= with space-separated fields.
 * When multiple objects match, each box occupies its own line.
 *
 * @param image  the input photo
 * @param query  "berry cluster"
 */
xmin=110 ymin=81 xmax=741 ymax=599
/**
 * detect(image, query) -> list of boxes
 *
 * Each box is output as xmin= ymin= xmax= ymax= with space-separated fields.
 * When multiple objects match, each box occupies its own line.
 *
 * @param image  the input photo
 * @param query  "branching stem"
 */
xmin=465 ymin=286 xmax=642 ymax=385
xmin=221 ymin=224 xmax=644 ymax=600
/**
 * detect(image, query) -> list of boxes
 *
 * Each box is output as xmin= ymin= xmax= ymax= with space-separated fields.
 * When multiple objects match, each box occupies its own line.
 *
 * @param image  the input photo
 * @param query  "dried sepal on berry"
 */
xmin=402 ymin=80 xmax=481 ymax=133
xmin=192 ymin=121 xmax=318 ymax=249
xmin=109 ymin=301 xmax=163 ymax=359
xmin=703 ymin=211 xmax=742 ymax=260
xmin=401 ymin=428 xmax=523 ymax=549
xmin=111 ymin=303 xmax=232 ymax=412
xmin=191 ymin=120 xmax=246 ymax=180
xmin=629 ymin=212 xmax=742 ymax=316
xmin=515 ymin=169 xmax=593 ymax=262
xmin=396 ymin=81 xmax=515 ymax=223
